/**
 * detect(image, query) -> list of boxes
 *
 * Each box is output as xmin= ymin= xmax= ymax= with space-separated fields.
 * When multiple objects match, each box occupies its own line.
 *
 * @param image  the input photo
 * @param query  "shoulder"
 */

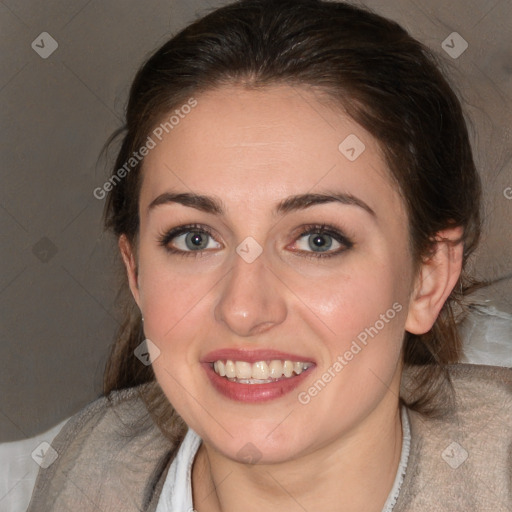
xmin=397 ymin=363 xmax=512 ymax=511
xmin=440 ymin=363 xmax=512 ymax=455
xmin=448 ymin=361 xmax=512 ymax=390
xmin=432 ymin=363 xmax=512 ymax=442
xmin=27 ymin=383 xmax=187 ymax=512
xmin=448 ymin=362 xmax=512 ymax=419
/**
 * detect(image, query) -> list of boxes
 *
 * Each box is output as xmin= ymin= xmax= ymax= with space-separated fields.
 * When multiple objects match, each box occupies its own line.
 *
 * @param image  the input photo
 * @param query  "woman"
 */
xmin=28 ymin=0 xmax=512 ymax=510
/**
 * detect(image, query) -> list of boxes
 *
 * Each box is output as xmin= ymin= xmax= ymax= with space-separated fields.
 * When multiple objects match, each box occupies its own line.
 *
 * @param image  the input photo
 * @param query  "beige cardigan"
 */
xmin=27 ymin=364 xmax=512 ymax=511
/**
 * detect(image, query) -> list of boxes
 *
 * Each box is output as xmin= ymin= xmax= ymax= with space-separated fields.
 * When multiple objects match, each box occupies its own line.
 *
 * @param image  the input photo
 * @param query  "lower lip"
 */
xmin=202 ymin=363 xmax=315 ymax=402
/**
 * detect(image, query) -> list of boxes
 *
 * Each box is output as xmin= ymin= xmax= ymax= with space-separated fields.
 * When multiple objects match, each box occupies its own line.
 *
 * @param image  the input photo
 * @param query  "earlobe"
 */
xmin=119 ymin=234 xmax=141 ymax=308
xmin=405 ymin=226 xmax=464 ymax=335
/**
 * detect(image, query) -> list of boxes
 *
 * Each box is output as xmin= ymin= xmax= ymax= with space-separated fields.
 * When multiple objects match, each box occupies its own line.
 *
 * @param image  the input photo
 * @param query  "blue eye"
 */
xmin=291 ymin=225 xmax=353 ymax=258
xmin=159 ymin=224 xmax=221 ymax=255
xmin=298 ymin=232 xmax=337 ymax=252
xmin=175 ymin=231 xmax=218 ymax=251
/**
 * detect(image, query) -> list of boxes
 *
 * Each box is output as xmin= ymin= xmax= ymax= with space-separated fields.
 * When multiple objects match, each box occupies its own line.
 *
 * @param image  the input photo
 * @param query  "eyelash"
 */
xmin=291 ymin=223 xmax=354 ymax=259
xmin=157 ymin=223 xmax=353 ymax=259
xmin=158 ymin=223 xmax=216 ymax=259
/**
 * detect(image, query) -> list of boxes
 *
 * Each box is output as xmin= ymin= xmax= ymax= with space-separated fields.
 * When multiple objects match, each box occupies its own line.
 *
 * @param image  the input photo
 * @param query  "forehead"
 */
xmin=139 ymin=84 xmax=402 ymax=218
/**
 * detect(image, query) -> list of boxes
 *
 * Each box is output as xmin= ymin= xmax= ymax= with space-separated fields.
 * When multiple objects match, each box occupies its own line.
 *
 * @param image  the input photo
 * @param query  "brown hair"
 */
xmin=103 ymin=0 xmax=482 ymax=421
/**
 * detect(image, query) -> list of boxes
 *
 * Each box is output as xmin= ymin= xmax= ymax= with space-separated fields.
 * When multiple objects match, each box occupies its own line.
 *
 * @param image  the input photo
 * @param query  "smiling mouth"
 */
xmin=211 ymin=359 xmax=314 ymax=384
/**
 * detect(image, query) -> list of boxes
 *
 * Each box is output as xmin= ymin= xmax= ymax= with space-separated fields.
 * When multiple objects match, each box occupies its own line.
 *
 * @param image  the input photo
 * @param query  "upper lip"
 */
xmin=201 ymin=348 xmax=315 ymax=364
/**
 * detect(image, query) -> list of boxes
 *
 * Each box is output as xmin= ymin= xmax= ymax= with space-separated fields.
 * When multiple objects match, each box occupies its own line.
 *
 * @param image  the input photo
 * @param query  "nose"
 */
xmin=214 ymin=252 xmax=287 ymax=337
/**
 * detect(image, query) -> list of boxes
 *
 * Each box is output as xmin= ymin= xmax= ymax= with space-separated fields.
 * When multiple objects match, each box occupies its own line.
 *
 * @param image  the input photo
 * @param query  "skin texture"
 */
xmin=119 ymin=84 xmax=463 ymax=512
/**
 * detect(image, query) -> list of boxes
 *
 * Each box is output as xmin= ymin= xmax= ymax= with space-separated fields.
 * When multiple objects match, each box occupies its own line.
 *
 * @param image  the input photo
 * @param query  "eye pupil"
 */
xmin=309 ymin=233 xmax=332 ymax=251
xmin=186 ymin=232 xmax=208 ymax=250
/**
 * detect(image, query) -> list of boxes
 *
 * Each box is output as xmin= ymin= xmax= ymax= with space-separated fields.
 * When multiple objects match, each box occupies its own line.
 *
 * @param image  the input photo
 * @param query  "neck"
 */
xmin=192 ymin=393 xmax=404 ymax=512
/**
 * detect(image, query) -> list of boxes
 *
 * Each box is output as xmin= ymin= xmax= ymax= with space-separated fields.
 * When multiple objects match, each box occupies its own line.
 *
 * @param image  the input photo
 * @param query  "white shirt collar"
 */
xmin=156 ymin=406 xmax=411 ymax=512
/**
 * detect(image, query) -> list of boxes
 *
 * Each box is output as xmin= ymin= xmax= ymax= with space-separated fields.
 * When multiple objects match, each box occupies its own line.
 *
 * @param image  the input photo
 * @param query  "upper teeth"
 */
xmin=212 ymin=360 xmax=313 ymax=380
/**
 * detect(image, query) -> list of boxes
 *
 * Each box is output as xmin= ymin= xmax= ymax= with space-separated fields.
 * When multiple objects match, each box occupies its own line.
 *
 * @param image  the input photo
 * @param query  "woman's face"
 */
xmin=126 ymin=84 xmax=417 ymax=463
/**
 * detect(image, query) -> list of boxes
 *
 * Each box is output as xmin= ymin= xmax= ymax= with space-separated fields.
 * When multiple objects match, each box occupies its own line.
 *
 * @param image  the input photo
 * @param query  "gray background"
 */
xmin=1 ymin=0 xmax=510 ymax=442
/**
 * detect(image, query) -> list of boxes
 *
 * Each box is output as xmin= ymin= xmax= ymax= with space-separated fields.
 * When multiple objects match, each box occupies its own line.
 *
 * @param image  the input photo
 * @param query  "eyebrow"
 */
xmin=147 ymin=191 xmax=376 ymax=217
xmin=277 ymin=192 xmax=375 ymax=217
xmin=148 ymin=192 xmax=224 ymax=215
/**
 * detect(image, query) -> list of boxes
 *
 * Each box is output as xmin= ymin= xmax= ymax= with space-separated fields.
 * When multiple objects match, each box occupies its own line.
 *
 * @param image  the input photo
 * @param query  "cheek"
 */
xmin=137 ymin=254 xmax=214 ymax=417
xmin=293 ymin=271 xmax=407 ymax=407
xmin=287 ymin=253 xmax=410 ymax=401
xmin=289 ymin=254 xmax=409 ymax=339
xmin=135 ymin=248 xmax=215 ymax=347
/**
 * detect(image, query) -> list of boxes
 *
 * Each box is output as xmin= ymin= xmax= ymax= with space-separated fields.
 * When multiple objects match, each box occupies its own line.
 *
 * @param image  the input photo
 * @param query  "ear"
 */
xmin=405 ymin=226 xmax=464 ymax=335
xmin=119 ymin=234 xmax=142 ymax=308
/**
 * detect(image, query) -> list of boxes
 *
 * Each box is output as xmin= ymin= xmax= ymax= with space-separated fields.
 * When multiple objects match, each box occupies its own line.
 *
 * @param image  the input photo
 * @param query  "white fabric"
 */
xmin=156 ymin=406 xmax=411 ymax=512
xmin=0 ymin=419 xmax=69 ymax=512
xmin=381 ymin=406 xmax=411 ymax=512
xmin=459 ymin=305 xmax=512 ymax=367
xmin=155 ymin=426 xmax=202 ymax=512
